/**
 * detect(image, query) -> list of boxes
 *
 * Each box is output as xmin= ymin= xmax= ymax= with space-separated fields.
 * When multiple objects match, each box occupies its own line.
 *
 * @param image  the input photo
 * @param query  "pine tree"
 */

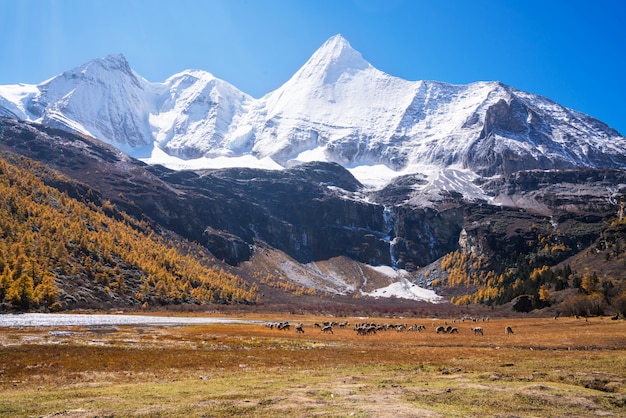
xmin=7 ymin=273 xmax=35 ymax=310
xmin=34 ymin=272 xmax=60 ymax=310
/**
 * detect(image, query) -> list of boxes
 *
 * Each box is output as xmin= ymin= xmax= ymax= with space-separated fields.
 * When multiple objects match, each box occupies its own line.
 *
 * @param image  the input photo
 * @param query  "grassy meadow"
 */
xmin=0 ymin=314 xmax=624 ymax=417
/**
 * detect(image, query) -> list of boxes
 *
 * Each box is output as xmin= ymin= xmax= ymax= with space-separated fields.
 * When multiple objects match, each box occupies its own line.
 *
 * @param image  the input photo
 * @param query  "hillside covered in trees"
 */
xmin=0 ymin=152 xmax=257 ymax=312
xmin=433 ymin=223 xmax=626 ymax=317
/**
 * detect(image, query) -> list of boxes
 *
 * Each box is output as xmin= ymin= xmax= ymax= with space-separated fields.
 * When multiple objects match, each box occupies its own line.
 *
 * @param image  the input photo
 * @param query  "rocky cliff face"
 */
xmin=0 ymin=118 xmax=391 ymax=266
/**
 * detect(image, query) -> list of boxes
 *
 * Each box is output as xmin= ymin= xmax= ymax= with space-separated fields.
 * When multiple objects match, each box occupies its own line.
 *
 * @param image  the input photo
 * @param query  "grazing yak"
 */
xmin=436 ymin=326 xmax=459 ymax=334
xmin=471 ymin=327 xmax=484 ymax=335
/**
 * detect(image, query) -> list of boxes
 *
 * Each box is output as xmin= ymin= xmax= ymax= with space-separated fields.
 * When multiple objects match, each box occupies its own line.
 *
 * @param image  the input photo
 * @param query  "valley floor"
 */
xmin=0 ymin=314 xmax=624 ymax=417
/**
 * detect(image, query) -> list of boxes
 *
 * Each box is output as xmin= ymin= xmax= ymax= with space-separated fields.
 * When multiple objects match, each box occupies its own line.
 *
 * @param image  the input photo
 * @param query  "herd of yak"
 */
xmin=264 ymin=318 xmax=515 ymax=336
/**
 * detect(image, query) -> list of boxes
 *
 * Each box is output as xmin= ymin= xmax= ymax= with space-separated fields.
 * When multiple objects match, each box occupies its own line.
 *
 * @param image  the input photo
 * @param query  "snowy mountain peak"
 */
xmin=293 ymin=34 xmax=371 ymax=84
xmin=1 ymin=35 xmax=625 ymax=193
xmin=34 ymin=53 xmax=145 ymax=107
xmin=21 ymin=52 xmax=153 ymax=148
xmin=84 ymin=53 xmax=132 ymax=73
xmin=41 ymin=53 xmax=139 ymax=88
xmin=166 ymin=69 xmax=217 ymax=84
xmin=152 ymin=68 xmax=253 ymax=159
xmin=313 ymin=34 xmax=368 ymax=68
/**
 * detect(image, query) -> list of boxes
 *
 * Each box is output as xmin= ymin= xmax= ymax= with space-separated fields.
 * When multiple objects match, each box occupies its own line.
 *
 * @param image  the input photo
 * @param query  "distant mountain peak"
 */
xmin=293 ymin=34 xmax=371 ymax=84
xmin=76 ymin=53 xmax=133 ymax=78
xmin=173 ymin=69 xmax=217 ymax=80
xmin=37 ymin=52 xmax=141 ymax=94
xmin=100 ymin=53 xmax=130 ymax=67
xmin=316 ymin=34 xmax=360 ymax=60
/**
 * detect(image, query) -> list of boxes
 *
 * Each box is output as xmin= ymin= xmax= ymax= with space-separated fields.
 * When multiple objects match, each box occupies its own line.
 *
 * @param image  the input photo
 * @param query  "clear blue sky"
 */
xmin=1 ymin=0 xmax=625 ymax=134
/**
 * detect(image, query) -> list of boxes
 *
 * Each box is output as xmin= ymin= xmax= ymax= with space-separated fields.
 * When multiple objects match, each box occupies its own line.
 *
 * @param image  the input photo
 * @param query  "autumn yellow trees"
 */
xmin=441 ymin=245 xmax=624 ymax=315
xmin=440 ymin=251 xmax=505 ymax=305
xmin=0 ymin=154 xmax=256 ymax=311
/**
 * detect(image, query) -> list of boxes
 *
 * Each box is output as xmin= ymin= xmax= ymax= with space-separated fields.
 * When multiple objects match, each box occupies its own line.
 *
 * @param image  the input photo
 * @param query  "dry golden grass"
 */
xmin=0 ymin=315 xmax=624 ymax=417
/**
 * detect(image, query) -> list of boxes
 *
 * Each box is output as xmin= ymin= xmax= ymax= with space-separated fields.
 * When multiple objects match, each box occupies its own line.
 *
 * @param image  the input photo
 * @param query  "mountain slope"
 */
xmin=0 ymin=148 xmax=256 ymax=311
xmin=0 ymin=118 xmax=447 ymax=307
xmin=1 ymin=35 xmax=624 ymax=188
xmin=1 ymin=117 xmax=625 ymax=314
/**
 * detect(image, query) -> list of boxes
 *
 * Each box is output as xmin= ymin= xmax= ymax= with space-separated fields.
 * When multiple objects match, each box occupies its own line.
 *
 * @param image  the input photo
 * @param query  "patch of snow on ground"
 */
xmin=290 ymin=146 xmax=329 ymax=164
xmin=363 ymin=272 xmax=443 ymax=302
xmin=363 ymin=265 xmax=444 ymax=302
xmin=139 ymin=145 xmax=283 ymax=171
xmin=279 ymin=262 xmax=352 ymax=294
xmin=348 ymin=164 xmax=404 ymax=189
xmin=368 ymin=265 xmax=399 ymax=277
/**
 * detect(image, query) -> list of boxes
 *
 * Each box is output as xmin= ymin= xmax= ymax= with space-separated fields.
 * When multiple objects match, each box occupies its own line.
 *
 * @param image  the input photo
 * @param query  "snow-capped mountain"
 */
xmin=0 ymin=54 xmax=252 ymax=158
xmin=1 ymin=34 xmax=625 ymax=187
xmin=150 ymin=70 xmax=253 ymax=159
xmin=1 ymin=54 xmax=154 ymax=148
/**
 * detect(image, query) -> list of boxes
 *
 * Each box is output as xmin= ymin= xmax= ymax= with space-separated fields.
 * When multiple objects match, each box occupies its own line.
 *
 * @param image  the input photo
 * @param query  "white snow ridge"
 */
xmin=0 ymin=34 xmax=624 ymax=189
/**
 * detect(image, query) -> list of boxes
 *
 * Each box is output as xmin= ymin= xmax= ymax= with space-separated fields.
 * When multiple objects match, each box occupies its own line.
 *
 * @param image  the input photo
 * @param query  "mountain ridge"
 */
xmin=1 ymin=34 xmax=624 ymax=190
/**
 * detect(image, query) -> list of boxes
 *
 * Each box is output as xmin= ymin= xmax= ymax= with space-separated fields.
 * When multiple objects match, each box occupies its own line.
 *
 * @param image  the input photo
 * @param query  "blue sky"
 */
xmin=1 ymin=0 xmax=625 ymax=134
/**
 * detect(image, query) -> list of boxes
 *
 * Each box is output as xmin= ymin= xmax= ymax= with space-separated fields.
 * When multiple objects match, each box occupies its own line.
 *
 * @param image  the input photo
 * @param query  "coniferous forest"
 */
xmin=0 ymin=152 xmax=257 ymax=311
